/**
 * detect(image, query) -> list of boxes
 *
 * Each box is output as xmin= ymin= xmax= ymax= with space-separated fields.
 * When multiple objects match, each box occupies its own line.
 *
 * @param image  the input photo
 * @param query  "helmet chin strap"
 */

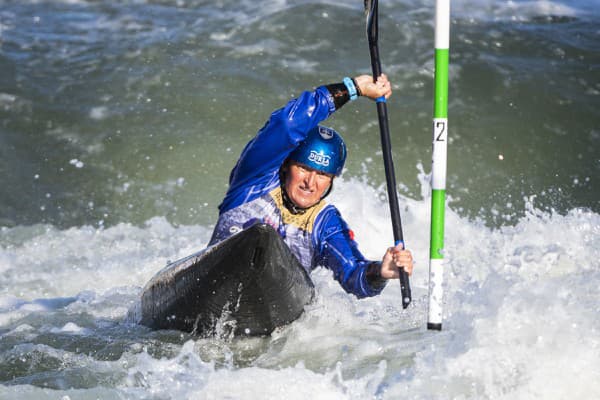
xmin=281 ymin=186 xmax=308 ymax=215
xmin=278 ymin=166 xmax=333 ymax=215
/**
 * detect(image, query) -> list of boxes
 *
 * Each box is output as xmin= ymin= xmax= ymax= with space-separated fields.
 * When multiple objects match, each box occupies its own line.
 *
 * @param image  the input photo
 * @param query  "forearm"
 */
xmin=323 ymin=246 xmax=387 ymax=298
xmin=316 ymin=209 xmax=388 ymax=298
xmin=227 ymin=74 xmax=390 ymax=190
xmin=366 ymin=261 xmax=387 ymax=290
xmin=228 ymin=86 xmax=334 ymax=186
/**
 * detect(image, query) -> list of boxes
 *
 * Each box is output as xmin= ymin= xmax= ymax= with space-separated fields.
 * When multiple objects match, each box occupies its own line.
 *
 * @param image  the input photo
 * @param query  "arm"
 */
xmin=313 ymin=207 xmax=388 ymax=298
xmin=313 ymin=205 xmax=414 ymax=298
xmin=219 ymin=75 xmax=393 ymax=213
xmin=227 ymin=74 xmax=392 ymax=191
xmin=227 ymin=86 xmax=335 ymax=190
xmin=218 ymin=86 xmax=336 ymax=213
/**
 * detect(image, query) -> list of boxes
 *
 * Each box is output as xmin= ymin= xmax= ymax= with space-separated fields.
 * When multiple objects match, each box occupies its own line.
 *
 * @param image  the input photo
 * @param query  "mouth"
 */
xmin=298 ymin=186 xmax=314 ymax=195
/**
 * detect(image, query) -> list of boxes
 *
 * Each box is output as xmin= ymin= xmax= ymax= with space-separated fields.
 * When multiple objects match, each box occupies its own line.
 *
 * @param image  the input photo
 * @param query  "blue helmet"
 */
xmin=288 ymin=126 xmax=347 ymax=176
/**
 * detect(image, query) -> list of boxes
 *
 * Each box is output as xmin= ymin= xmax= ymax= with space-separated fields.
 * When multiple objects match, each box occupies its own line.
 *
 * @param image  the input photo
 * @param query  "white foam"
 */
xmin=89 ymin=106 xmax=109 ymax=120
xmin=49 ymin=322 xmax=90 ymax=335
xmin=0 ymin=218 xmax=212 ymax=300
xmin=0 ymin=176 xmax=598 ymax=399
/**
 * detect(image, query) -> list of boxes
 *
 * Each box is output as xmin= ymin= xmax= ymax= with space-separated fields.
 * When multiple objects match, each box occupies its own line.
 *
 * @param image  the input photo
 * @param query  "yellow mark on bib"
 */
xmin=270 ymin=187 xmax=327 ymax=233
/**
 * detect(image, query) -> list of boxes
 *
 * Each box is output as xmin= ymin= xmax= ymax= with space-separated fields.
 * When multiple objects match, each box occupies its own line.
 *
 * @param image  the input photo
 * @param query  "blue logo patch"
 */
xmin=318 ymin=126 xmax=334 ymax=140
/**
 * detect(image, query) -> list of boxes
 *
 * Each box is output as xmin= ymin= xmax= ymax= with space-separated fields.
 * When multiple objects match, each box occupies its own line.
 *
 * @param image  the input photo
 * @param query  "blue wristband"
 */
xmin=343 ymin=77 xmax=358 ymax=101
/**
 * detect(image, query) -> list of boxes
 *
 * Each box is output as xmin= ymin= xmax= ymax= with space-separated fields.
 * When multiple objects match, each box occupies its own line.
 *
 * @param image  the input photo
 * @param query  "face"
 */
xmin=284 ymin=162 xmax=333 ymax=209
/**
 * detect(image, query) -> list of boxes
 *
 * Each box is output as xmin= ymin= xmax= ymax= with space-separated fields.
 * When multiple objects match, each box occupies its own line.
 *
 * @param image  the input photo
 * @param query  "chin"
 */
xmin=292 ymin=195 xmax=318 ymax=209
xmin=294 ymin=200 xmax=313 ymax=209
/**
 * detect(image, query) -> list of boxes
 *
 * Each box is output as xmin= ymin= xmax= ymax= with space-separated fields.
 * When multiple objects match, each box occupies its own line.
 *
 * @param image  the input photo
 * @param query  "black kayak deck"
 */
xmin=139 ymin=223 xmax=315 ymax=336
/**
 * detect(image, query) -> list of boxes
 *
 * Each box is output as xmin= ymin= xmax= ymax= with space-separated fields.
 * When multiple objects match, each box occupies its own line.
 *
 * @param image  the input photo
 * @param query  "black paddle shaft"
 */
xmin=366 ymin=0 xmax=411 ymax=308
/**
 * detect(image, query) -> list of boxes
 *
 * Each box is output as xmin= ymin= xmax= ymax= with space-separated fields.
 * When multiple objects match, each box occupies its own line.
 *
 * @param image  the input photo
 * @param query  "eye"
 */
xmin=316 ymin=172 xmax=332 ymax=182
xmin=297 ymin=165 xmax=307 ymax=173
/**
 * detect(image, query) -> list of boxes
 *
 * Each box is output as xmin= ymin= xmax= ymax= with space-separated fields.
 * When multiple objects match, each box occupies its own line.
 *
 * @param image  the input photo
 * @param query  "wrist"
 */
xmin=353 ymin=75 xmax=370 ymax=97
xmin=366 ymin=262 xmax=387 ymax=289
xmin=343 ymin=77 xmax=358 ymax=101
xmin=324 ymin=82 xmax=351 ymax=110
xmin=351 ymin=78 xmax=362 ymax=97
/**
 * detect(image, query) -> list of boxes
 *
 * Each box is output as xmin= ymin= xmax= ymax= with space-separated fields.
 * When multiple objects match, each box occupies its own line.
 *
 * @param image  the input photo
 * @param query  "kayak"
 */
xmin=139 ymin=222 xmax=315 ymax=336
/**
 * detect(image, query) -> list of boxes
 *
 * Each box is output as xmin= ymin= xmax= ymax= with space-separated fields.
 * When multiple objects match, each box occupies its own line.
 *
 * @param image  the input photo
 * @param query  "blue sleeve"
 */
xmin=313 ymin=206 xmax=388 ymax=298
xmin=219 ymin=86 xmax=336 ymax=213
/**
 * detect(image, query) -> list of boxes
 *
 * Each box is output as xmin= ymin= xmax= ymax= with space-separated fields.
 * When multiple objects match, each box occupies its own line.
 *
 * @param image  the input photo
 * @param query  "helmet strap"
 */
xmin=281 ymin=186 xmax=308 ymax=215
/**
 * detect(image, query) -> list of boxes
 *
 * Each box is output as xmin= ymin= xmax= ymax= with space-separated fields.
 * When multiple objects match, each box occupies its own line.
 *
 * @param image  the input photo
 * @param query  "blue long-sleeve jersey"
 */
xmin=210 ymin=85 xmax=386 ymax=298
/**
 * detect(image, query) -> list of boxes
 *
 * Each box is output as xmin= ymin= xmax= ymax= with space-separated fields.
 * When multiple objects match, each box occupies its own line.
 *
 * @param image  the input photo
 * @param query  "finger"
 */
xmin=396 ymin=255 xmax=413 ymax=266
xmin=393 ymin=254 xmax=413 ymax=267
xmin=384 ymin=267 xmax=400 ymax=280
xmin=393 ymin=242 xmax=405 ymax=250
xmin=392 ymin=256 xmax=406 ymax=267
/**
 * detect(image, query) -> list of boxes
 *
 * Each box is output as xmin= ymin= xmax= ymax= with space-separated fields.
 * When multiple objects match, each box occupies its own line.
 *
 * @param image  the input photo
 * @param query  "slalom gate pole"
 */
xmin=427 ymin=0 xmax=450 ymax=331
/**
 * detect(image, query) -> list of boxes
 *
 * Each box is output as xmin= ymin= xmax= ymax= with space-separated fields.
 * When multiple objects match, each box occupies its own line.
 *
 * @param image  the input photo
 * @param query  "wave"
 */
xmin=1 ymin=176 xmax=598 ymax=397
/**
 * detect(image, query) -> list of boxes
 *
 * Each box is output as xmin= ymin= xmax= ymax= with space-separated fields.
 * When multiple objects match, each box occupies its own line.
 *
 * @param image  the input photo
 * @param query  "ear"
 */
xmin=279 ymin=160 xmax=290 ymax=183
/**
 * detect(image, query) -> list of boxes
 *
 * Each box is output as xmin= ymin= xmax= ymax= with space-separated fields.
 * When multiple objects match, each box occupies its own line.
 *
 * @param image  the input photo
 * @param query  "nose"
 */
xmin=304 ymin=171 xmax=317 ymax=187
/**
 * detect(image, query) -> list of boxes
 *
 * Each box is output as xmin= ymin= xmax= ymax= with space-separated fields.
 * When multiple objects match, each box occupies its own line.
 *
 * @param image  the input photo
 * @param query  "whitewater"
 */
xmin=1 ymin=0 xmax=599 ymax=398
xmin=1 ymin=176 xmax=598 ymax=399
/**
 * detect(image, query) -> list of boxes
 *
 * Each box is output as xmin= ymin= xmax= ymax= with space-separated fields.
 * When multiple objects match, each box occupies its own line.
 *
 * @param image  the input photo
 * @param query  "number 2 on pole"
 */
xmin=435 ymin=119 xmax=447 ymax=142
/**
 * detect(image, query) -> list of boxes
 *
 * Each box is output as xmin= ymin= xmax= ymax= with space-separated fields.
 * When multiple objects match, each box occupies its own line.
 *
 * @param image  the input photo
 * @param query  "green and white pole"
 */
xmin=427 ymin=0 xmax=450 ymax=331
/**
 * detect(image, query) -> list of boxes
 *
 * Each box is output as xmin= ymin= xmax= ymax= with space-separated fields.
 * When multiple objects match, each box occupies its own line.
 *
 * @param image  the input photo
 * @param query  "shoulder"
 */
xmin=313 ymin=204 xmax=349 ymax=239
xmin=219 ymin=170 xmax=279 ymax=213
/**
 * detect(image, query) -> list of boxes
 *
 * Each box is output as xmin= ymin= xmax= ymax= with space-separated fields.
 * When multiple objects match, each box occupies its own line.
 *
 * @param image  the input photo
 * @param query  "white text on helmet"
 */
xmin=308 ymin=151 xmax=330 ymax=167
